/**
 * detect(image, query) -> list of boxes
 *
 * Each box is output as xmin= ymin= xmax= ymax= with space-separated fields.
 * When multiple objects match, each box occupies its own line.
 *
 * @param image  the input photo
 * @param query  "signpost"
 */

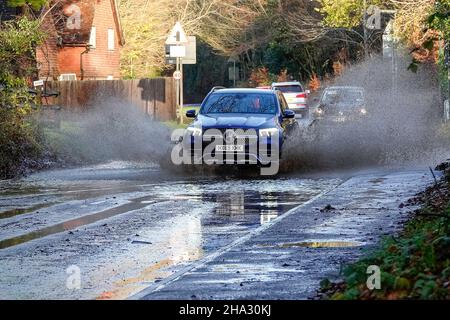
xmin=173 ymin=70 xmax=182 ymax=80
xmin=165 ymin=22 xmax=194 ymax=124
xmin=166 ymin=22 xmax=187 ymax=124
xmin=165 ymin=36 xmax=197 ymax=65
xmin=33 ymin=80 xmax=44 ymax=88
xmin=165 ymin=22 xmax=188 ymax=45
xmin=170 ymin=45 xmax=186 ymax=58
xmin=382 ymin=16 xmax=398 ymax=100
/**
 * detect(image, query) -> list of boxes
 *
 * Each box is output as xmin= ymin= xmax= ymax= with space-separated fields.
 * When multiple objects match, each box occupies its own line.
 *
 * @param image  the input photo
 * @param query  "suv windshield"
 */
xmin=201 ymin=92 xmax=277 ymax=114
xmin=321 ymin=88 xmax=364 ymax=106
xmin=273 ymin=85 xmax=303 ymax=93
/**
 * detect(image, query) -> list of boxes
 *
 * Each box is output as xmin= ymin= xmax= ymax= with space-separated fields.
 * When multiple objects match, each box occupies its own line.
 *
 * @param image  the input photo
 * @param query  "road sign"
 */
xmin=170 ymin=45 xmax=186 ymax=58
xmin=165 ymin=36 xmax=196 ymax=65
xmin=33 ymin=80 xmax=44 ymax=87
xmin=183 ymin=36 xmax=197 ymax=64
xmin=165 ymin=21 xmax=188 ymax=45
xmin=173 ymin=70 xmax=182 ymax=80
xmin=165 ymin=22 xmax=190 ymax=125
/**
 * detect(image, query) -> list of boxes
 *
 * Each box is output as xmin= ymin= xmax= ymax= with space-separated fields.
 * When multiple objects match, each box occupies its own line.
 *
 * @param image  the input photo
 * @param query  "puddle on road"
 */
xmin=0 ymin=186 xmax=41 ymax=197
xmin=279 ymin=241 xmax=364 ymax=248
xmin=96 ymin=258 xmax=174 ymax=300
xmin=201 ymin=190 xmax=305 ymax=227
xmin=0 ymin=202 xmax=57 ymax=220
xmin=0 ymin=196 xmax=158 ymax=249
xmin=0 ymin=178 xmax=334 ymax=250
xmin=93 ymin=182 xmax=333 ymax=300
xmin=363 ymin=189 xmax=387 ymax=195
xmin=0 ymin=189 xmax=301 ymax=250
xmin=0 ymin=170 xmax=341 ymax=299
xmin=369 ymin=178 xmax=387 ymax=184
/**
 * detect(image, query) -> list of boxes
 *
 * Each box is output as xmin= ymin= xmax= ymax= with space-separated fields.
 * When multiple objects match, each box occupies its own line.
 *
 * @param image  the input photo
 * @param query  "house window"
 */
xmin=89 ymin=26 xmax=96 ymax=48
xmin=107 ymin=28 xmax=115 ymax=51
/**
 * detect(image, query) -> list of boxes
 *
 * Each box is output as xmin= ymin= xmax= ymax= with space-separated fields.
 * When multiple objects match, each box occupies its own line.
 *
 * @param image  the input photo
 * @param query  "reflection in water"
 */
xmin=0 ymin=173 xmax=338 ymax=299
xmin=0 ymin=202 xmax=56 ymax=219
xmin=0 ymin=186 xmax=305 ymax=249
xmin=214 ymin=193 xmax=245 ymax=216
xmin=95 ymin=213 xmax=203 ymax=300
xmin=94 ymin=187 xmax=306 ymax=300
xmin=279 ymin=241 xmax=364 ymax=248
xmin=260 ymin=210 xmax=279 ymax=225
xmin=168 ymin=214 xmax=202 ymax=263
xmin=0 ymin=198 xmax=157 ymax=249
xmin=202 ymin=189 xmax=303 ymax=227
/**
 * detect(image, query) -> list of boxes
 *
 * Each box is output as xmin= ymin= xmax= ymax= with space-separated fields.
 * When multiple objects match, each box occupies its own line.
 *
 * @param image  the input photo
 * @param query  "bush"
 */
xmin=249 ymin=67 xmax=277 ymax=87
xmin=328 ymin=203 xmax=450 ymax=299
xmin=0 ymin=17 xmax=46 ymax=178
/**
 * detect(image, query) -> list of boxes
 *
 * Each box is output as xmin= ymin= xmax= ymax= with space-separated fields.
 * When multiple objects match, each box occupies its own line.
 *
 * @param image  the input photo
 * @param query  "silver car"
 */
xmin=271 ymin=81 xmax=310 ymax=118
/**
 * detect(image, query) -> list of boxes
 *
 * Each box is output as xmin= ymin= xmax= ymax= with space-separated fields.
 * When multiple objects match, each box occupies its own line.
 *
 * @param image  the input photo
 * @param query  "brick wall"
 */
xmin=82 ymin=0 xmax=122 ymax=79
xmin=37 ymin=0 xmax=122 ymax=80
xmin=36 ymin=17 xmax=60 ymax=79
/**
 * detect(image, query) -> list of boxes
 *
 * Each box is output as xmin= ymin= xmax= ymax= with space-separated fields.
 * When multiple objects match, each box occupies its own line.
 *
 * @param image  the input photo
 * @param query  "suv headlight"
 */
xmin=186 ymin=127 xmax=202 ymax=136
xmin=259 ymin=128 xmax=279 ymax=137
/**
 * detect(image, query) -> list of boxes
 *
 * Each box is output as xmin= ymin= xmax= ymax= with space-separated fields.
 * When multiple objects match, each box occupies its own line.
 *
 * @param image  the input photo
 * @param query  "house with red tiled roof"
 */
xmin=37 ymin=0 xmax=125 ymax=80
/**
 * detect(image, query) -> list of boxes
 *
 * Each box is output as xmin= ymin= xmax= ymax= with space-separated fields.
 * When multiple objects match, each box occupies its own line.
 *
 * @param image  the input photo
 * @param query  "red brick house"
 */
xmin=37 ymin=0 xmax=125 ymax=80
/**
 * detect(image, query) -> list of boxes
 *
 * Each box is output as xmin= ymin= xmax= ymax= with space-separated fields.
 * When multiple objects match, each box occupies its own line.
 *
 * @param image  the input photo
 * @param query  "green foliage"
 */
xmin=329 ymin=203 xmax=450 ymax=299
xmin=427 ymin=1 xmax=450 ymax=99
xmin=407 ymin=59 xmax=419 ymax=73
xmin=183 ymin=40 xmax=229 ymax=103
xmin=7 ymin=0 xmax=47 ymax=10
xmin=0 ymin=18 xmax=45 ymax=79
xmin=428 ymin=0 xmax=450 ymax=38
xmin=0 ymin=17 xmax=46 ymax=178
xmin=422 ymin=39 xmax=435 ymax=51
xmin=318 ymin=0 xmax=364 ymax=29
xmin=437 ymin=47 xmax=449 ymax=99
xmin=317 ymin=0 xmax=385 ymax=29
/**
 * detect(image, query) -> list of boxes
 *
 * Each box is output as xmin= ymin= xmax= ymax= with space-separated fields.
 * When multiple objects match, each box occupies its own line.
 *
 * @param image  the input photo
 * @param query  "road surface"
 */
xmin=0 ymin=161 xmax=434 ymax=299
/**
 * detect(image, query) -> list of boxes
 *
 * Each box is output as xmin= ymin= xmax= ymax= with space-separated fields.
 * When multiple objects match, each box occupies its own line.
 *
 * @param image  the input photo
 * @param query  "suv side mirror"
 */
xmin=186 ymin=109 xmax=197 ymax=118
xmin=283 ymin=109 xmax=295 ymax=118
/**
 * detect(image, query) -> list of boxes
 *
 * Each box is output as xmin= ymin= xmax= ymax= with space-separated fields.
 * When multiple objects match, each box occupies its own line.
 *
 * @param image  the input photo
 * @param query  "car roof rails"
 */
xmin=211 ymin=86 xmax=226 ymax=92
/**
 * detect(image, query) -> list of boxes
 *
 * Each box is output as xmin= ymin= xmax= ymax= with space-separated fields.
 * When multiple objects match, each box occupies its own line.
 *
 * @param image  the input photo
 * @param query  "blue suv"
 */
xmin=184 ymin=87 xmax=298 ymax=166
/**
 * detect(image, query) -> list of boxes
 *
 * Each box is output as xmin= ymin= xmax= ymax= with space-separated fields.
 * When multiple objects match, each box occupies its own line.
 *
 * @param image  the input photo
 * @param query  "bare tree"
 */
xmin=283 ymin=0 xmax=329 ymax=43
xmin=389 ymin=0 xmax=438 ymax=62
xmin=119 ymin=0 xmax=269 ymax=78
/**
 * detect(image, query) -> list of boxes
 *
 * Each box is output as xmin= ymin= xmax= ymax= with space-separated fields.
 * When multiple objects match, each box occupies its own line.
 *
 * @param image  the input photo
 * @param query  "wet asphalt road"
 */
xmin=135 ymin=169 xmax=433 ymax=300
xmin=0 ymin=161 xmax=343 ymax=299
xmin=0 ymin=159 xmax=437 ymax=300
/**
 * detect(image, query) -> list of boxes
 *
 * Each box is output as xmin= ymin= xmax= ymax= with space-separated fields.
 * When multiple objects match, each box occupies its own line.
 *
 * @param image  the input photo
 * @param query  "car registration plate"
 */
xmin=215 ymin=145 xmax=244 ymax=152
xmin=333 ymin=116 xmax=346 ymax=123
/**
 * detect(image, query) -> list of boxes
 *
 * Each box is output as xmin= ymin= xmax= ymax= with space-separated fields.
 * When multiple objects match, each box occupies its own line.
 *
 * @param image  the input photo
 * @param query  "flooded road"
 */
xmin=0 ymin=161 xmax=340 ymax=299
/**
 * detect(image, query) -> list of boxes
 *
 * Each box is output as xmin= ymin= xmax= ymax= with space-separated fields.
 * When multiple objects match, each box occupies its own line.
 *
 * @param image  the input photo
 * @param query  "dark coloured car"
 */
xmin=183 ymin=87 xmax=298 ymax=165
xmin=314 ymin=86 xmax=367 ymax=123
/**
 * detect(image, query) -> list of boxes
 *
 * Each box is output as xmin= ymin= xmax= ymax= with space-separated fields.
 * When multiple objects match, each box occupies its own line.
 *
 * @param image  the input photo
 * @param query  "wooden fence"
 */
xmin=45 ymin=78 xmax=176 ymax=121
